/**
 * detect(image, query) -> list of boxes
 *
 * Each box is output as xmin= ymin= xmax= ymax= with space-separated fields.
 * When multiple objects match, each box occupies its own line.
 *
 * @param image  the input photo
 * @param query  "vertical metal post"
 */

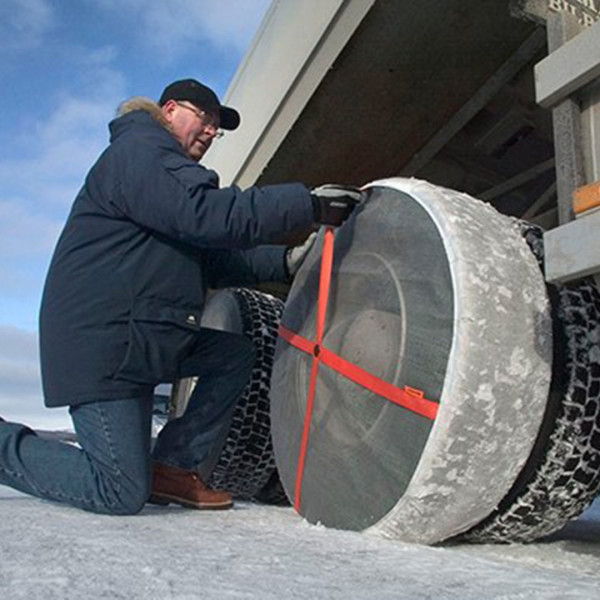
xmin=168 ymin=377 xmax=195 ymax=420
xmin=547 ymin=12 xmax=587 ymax=224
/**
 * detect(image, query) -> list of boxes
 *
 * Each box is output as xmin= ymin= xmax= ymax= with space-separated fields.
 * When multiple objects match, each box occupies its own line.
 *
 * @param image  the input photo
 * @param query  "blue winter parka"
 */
xmin=39 ymin=100 xmax=314 ymax=407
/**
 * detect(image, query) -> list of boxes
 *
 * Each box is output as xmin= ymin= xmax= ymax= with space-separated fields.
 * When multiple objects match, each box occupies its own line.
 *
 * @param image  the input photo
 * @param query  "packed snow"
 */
xmin=1 ymin=485 xmax=598 ymax=599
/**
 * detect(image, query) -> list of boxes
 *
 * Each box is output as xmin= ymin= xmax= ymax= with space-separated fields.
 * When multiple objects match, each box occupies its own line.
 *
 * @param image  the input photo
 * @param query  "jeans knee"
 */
xmin=109 ymin=490 xmax=147 ymax=516
xmin=97 ymin=471 xmax=151 ymax=516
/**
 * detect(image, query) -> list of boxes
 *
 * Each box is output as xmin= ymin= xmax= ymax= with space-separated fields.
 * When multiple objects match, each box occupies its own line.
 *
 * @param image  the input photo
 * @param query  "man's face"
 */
xmin=162 ymin=100 xmax=221 ymax=161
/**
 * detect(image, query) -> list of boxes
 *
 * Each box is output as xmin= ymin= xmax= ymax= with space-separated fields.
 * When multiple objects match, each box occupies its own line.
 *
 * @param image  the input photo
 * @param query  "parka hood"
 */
xmin=117 ymin=97 xmax=171 ymax=131
xmin=109 ymin=96 xmax=180 ymax=149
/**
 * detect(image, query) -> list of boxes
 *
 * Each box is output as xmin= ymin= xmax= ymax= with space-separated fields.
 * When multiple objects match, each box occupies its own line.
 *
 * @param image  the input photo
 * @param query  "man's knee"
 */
xmin=108 ymin=490 xmax=148 ymax=516
xmin=97 ymin=471 xmax=151 ymax=516
xmin=218 ymin=333 xmax=256 ymax=380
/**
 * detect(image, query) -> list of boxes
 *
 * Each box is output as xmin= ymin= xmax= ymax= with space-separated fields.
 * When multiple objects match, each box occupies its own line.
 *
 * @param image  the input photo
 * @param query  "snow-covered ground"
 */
xmin=1 ymin=486 xmax=598 ymax=599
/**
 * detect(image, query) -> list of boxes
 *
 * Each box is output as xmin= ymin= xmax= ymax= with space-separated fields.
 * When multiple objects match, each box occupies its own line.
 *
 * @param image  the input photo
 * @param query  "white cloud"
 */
xmin=0 ymin=0 xmax=55 ymax=50
xmin=0 ymin=194 xmax=61 ymax=328
xmin=0 ymin=199 xmax=62 ymax=258
xmin=0 ymin=65 xmax=127 ymax=324
xmin=0 ymin=268 xmax=42 ymax=300
xmin=90 ymin=0 xmax=272 ymax=59
xmin=0 ymin=394 xmax=72 ymax=431
xmin=0 ymin=325 xmax=70 ymax=430
xmin=1 ymin=64 xmax=126 ymax=208
xmin=0 ymin=71 xmax=124 ymax=273
xmin=0 ymin=357 xmax=40 ymax=396
xmin=0 ymin=325 xmax=38 ymax=360
xmin=38 ymin=95 xmax=115 ymax=145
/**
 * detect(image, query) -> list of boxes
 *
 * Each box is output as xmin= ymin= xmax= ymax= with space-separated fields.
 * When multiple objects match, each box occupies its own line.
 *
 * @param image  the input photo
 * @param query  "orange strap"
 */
xmin=279 ymin=227 xmax=439 ymax=511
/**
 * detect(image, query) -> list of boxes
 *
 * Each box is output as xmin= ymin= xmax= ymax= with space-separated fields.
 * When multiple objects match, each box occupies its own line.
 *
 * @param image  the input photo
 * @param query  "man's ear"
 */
xmin=161 ymin=99 xmax=178 ymax=122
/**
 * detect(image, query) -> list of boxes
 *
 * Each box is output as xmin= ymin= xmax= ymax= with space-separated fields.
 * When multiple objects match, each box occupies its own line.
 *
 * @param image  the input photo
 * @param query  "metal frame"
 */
xmin=539 ymin=14 xmax=600 ymax=283
xmin=479 ymin=158 xmax=555 ymax=202
xmin=398 ymin=29 xmax=547 ymax=178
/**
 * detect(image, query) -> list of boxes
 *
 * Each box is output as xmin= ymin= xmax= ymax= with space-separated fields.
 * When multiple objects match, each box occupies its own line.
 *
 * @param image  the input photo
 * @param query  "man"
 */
xmin=0 ymin=78 xmax=359 ymax=515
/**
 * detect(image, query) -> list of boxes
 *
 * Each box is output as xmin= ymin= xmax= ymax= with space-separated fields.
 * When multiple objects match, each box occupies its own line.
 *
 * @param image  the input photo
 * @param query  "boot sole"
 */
xmin=148 ymin=493 xmax=233 ymax=511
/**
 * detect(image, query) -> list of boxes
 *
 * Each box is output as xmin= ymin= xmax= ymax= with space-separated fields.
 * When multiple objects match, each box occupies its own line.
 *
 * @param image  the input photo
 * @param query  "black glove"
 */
xmin=310 ymin=184 xmax=361 ymax=227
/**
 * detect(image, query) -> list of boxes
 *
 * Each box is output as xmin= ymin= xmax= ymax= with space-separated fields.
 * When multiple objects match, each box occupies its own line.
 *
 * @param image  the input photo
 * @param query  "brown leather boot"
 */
xmin=149 ymin=462 xmax=233 ymax=510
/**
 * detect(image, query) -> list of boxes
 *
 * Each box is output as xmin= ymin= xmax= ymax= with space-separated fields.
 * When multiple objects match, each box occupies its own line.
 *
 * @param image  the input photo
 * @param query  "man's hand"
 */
xmin=285 ymin=231 xmax=318 ymax=277
xmin=311 ymin=184 xmax=361 ymax=227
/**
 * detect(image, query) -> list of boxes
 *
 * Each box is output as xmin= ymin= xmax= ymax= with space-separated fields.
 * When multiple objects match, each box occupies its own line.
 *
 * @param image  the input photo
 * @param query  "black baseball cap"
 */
xmin=159 ymin=78 xmax=240 ymax=131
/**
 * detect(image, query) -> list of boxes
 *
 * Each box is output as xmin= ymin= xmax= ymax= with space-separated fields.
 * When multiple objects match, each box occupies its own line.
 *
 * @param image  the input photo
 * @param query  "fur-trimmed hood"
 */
xmin=117 ymin=97 xmax=172 ymax=133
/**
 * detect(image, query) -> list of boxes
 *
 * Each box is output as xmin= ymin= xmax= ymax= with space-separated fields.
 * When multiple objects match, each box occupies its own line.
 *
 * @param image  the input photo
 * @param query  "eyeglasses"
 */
xmin=176 ymin=101 xmax=224 ymax=139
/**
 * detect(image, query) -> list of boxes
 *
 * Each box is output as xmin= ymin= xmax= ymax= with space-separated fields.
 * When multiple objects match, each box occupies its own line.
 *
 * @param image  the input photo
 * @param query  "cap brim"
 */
xmin=219 ymin=106 xmax=240 ymax=131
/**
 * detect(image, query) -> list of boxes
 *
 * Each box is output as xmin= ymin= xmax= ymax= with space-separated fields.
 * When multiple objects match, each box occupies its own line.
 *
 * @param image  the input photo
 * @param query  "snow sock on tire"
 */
xmin=458 ymin=223 xmax=600 ymax=543
xmin=271 ymin=178 xmax=554 ymax=544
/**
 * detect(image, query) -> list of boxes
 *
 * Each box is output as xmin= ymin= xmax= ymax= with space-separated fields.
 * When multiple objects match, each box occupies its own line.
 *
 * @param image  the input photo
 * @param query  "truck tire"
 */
xmin=176 ymin=288 xmax=288 ymax=501
xmin=270 ymin=178 xmax=553 ymax=544
xmin=253 ymin=470 xmax=290 ymax=506
xmin=460 ymin=224 xmax=600 ymax=543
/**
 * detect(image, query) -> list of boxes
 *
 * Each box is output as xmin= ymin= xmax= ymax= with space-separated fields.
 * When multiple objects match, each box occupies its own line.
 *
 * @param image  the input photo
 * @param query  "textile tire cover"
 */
xmin=189 ymin=288 xmax=287 ymax=501
xmin=271 ymin=178 xmax=552 ymax=544
xmin=460 ymin=225 xmax=600 ymax=543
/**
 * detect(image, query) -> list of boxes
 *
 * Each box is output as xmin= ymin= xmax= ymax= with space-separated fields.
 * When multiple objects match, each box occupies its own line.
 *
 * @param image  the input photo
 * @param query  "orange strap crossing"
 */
xmin=278 ymin=227 xmax=439 ymax=511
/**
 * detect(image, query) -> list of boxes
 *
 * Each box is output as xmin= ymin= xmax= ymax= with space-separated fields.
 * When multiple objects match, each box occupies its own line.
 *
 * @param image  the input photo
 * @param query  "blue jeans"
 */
xmin=0 ymin=329 xmax=255 ymax=514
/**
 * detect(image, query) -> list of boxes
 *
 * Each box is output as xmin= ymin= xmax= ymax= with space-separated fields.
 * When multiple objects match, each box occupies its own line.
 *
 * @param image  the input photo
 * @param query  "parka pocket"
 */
xmin=114 ymin=297 xmax=203 ymax=385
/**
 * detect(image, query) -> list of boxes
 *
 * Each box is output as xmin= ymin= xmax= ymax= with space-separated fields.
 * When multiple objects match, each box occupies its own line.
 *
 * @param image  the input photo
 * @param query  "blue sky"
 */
xmin=0 ymin=0 xmax=272 ymax=429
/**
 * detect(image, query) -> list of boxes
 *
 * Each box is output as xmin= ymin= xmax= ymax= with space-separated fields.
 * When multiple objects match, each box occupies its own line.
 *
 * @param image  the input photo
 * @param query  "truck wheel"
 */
xmin=270 ymin=178 xmax=553 ymax=544
xmin=174 ymin=288 xmax=288 ymax=501
xmin=460 ymin=224 xmax=600 ymax=543
xmin=253 ymin=470 xmax=290 ymax=506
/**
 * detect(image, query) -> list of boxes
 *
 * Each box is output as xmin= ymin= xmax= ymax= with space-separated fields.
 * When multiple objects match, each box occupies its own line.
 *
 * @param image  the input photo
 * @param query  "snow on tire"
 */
xmin=460 ymin=225 xmax=600 ymax=543
xmin=175 ymin=288 xmax=288 ymax=501
xmin=271 ymin=178 xmax=553 ymax=544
